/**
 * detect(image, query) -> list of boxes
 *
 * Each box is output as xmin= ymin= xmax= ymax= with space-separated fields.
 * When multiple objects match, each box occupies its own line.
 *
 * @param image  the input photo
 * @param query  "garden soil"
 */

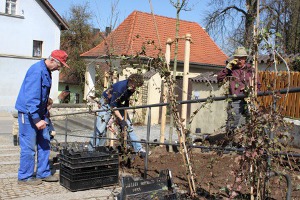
xmin=121 ymin=145 xmax=300 ymax=200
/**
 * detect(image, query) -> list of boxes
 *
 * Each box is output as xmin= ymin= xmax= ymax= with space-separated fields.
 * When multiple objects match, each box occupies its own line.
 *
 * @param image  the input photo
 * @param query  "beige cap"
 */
xmin=233 ymin=47 xmax=248 ymax=57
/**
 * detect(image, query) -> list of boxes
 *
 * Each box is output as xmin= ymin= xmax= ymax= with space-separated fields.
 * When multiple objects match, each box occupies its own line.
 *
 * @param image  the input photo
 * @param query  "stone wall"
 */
xmin=12 ymin=104 xmax=91 ymax=137
xmin=49 ymin=104 xmax=90 ymax=120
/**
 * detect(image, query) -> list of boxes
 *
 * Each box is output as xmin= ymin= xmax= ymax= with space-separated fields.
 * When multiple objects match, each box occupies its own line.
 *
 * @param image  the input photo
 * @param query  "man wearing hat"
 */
xmin=217 ymin=46 xmax=261 ymax=139
xmin=15 ymin=50 xmax=70 ymax=185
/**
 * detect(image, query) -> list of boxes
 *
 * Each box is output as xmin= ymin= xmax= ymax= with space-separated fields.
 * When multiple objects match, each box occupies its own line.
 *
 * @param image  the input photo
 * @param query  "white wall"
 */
xmin=0 ymin=0 xmax=62 ymax=112
xmin=190 ymin=82 xmax=228 ymax=135
xmin=144 ymin=73 xmax=162 ymax=125
xmin=84 ymin=65 xmax=96 ymax=100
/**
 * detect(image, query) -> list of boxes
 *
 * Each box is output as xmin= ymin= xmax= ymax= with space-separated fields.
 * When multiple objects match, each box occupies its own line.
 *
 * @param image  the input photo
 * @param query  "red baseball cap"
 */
xmin=51 ymin=50 xmax=70 ymax=68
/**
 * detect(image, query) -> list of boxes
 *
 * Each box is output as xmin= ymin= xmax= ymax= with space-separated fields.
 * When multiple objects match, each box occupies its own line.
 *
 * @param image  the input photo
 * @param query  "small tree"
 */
xmin=60 ymin=3 xmax=104 ymax=94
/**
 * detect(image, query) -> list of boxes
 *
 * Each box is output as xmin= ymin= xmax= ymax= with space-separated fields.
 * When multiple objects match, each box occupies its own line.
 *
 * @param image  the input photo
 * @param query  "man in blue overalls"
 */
xmin=15 ymin=50 xmax=70 ymax=185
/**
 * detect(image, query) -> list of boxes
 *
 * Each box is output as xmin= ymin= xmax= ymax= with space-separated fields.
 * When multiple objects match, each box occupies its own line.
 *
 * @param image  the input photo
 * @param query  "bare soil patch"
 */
xmin=121 ymin=145 xmax=300 ymax=199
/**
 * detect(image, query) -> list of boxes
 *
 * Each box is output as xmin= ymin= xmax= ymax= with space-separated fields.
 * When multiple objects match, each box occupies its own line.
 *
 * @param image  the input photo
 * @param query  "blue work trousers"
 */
xmin=18 ymin=112 xmax=51 ymax=180
xmin=90 ymin=98 xmax=143 ymax=152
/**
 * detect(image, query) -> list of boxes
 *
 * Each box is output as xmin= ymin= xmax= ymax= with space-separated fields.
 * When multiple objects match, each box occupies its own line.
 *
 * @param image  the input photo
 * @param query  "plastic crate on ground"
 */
xmin=120 ymin=169 xmax=177 ymax=200
xmin=59 ymin=146 xmax=119 ymax=169
xmin=60 ymin=173 xmax=118 ymax=192
xmin=59 ymin=146 xmax=119 ymax=191
xmin=60 ymin=164 xmax=119 ymax=181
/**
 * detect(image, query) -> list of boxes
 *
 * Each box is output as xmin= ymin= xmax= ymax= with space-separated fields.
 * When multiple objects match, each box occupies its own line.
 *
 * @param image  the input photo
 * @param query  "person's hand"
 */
xmin=35 ymin=120 xmax=48 ymax=130
xmin=119 ymin=119 xmax=128 ymax=129
xmin=226 ymin=59 xmax=238 ymax=70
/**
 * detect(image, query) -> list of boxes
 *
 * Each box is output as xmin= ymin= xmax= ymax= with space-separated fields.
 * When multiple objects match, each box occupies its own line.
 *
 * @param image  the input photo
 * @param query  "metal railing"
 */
xmin=52 ymin=86 xmax=300 ymax=199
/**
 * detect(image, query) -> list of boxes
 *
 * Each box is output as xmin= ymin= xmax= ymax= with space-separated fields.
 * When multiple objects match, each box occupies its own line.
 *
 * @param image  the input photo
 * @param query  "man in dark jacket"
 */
xmin=217 ymin=46 xmax=261 ymax=136
xmin=15 ymin=50 xmax=70 ymax=185
xmin=91 ymin=74 xmax=148 ymax=157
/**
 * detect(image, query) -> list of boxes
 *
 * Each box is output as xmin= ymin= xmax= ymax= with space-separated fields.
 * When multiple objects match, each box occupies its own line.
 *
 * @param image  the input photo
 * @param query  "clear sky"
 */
xmin=48 ymin=0 xmax=210 ymax=31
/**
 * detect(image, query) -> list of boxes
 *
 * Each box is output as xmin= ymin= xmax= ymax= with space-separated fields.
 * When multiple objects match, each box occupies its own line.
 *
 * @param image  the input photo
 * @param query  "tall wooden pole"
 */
xmin=251 ymin=1 xmax=260 ymax=200
xmin=160 ymin=38 xmax=172 ymax=145
xmin=254 ymin=0 xmax=260 ymax=96
xmin=168 ymin=0 xmax=181 ymax=152
xmin=181 ymin=34 xmax=191 ymax=125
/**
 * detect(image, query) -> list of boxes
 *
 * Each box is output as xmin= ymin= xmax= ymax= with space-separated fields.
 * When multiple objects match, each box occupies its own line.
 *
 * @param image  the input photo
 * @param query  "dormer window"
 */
xmin=6 ymin=0 xmax=17 ymax=15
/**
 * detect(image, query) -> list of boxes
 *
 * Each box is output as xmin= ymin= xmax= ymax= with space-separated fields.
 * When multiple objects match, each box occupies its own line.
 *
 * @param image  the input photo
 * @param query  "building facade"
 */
xmin=0 ymin=0 xmax=68 ymax=111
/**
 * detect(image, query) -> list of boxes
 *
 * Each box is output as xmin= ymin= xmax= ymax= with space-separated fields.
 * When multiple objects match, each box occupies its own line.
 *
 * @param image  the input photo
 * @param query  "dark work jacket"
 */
xmin=217 ymin=63 xmax=261 ymax=95
xmin=102 ymin=80 xmax=134 ymax=108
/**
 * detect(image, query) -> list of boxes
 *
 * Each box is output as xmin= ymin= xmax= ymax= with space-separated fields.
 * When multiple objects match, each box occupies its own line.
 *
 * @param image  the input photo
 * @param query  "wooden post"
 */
xmin=181 ymin=33 xmax=191 ymax=126
xmin=179 ymin=34 xmax=191 ymax=144
xmin=109 ymin=127 xmax=114 ymax=147
xmin=160 ymin=38 xmax=172 ymax=145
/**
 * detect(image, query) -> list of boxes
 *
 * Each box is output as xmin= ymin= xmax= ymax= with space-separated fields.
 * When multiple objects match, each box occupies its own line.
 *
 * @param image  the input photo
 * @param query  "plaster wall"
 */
xmin=190 ymin=82 xmax=228 ymax=135
xmin=0 ymin=0 xmax=62 ymax=111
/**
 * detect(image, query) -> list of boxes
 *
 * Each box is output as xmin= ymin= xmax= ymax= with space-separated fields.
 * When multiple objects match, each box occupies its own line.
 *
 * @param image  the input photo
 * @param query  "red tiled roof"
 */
xmin=81 ymin=11 xmax=228 ymax=67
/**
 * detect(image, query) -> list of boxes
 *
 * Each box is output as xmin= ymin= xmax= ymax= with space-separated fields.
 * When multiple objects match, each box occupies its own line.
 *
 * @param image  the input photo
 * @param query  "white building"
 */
xmin=0 ymin=0 xmax=68 ymax=112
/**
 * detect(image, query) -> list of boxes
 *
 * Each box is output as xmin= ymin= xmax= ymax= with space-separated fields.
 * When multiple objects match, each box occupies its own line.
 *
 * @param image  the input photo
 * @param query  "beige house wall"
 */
xmin=190 ymin=82 xmax=228 ymax=135
xmin=140 ymin=72 xmax=202 ymax=125
xmin=144 ymin=73 xmax=162 ymax=125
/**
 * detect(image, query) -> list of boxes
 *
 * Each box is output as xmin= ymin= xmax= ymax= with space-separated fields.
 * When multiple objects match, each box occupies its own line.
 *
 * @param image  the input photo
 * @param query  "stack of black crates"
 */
xmin=59 ymin=146 xmax=119 ymax=191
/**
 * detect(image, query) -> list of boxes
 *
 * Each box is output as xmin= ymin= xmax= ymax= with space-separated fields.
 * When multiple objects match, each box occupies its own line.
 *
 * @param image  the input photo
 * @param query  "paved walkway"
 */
xmin=0 ymin=112 xmax=175 ymax=200
xmin=0 ymin=112 xmax=121 ymax=200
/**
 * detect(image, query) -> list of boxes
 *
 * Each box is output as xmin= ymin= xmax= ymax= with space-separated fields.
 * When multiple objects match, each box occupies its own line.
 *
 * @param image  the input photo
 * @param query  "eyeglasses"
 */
xmin=52 ymin=57 xmax=62 ymax=67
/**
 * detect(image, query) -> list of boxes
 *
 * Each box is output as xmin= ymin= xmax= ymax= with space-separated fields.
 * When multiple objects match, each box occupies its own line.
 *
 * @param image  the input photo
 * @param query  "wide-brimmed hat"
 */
xmin=233 ymin=47 xmax=248 ymax=57
xmin=51 ymin=50 xmax=70 ymax=68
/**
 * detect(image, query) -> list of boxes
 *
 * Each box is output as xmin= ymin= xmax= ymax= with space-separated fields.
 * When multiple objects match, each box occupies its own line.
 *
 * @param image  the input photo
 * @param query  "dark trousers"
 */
xmin=226 ymin=100 xmax=248 ymax=136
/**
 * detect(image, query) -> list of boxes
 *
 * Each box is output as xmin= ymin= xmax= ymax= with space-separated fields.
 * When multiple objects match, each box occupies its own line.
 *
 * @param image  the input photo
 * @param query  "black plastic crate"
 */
xmin=60 ymin=164 xmax=119 ymax=181
xmin=122 ymin=190 xmax=177 ymax=200
xmin=60 ymin=173 xmax=119 ymax=192
xmin=60 ymin=157 xmax=119 ymax=169
xmin=59 ymin=147 xmax=119 ymax=169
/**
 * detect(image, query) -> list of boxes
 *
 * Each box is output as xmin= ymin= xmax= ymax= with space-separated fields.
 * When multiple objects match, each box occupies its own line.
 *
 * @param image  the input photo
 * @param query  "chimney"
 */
xmin=105 ymin=27 xmax=111 ymax=37
xmin=93 ymin=28 xmax=100 ymax=35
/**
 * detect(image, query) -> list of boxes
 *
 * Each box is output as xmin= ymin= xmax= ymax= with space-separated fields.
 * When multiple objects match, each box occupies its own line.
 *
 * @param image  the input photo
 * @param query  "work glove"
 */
xmin=244 ymin=97 xmax=251 ymax=103
xmin=226 ymin=59 xmax=238 ymax=70
xmin=119 ymin=119 xmax=128 ymax=130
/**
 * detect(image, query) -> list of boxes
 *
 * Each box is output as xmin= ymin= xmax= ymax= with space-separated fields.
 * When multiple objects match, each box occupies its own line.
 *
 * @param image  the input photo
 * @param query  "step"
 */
xmin=0 ymin=153 xmax=19 ymax=157
xmin=0 ymin=146 xmax=20 ymax=150
xmin=0 ymin=172 xmax=18 ymax=179
xmin=0 ymin=144 xmax=17 ymax=148
xmin=0 ymin=161 xmax=19 ymax=165
xmin=0 ymin=149 xmax=20 ymax=154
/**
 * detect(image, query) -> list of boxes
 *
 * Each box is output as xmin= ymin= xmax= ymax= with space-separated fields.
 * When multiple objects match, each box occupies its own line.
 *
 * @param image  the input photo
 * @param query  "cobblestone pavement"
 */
xmin=0 ymin=112 xmax=177 ymax=200
xmin=0 ymin=114 xmax=122 ymax=200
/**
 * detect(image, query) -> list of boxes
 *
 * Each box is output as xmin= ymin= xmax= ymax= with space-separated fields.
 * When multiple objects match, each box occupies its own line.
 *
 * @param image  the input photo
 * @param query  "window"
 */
xmin=33 ymin=40 xmax=43 ymax=57
xmin=5 ymin=0 xmax=17 ymax=15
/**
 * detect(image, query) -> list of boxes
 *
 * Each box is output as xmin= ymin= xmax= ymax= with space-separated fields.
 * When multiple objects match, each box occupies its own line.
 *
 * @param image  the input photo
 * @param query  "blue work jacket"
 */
xmin=102 ymin=80 xmax=134 ymax=108
xmin=15 ymin=60 xmax=52 ymax=124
